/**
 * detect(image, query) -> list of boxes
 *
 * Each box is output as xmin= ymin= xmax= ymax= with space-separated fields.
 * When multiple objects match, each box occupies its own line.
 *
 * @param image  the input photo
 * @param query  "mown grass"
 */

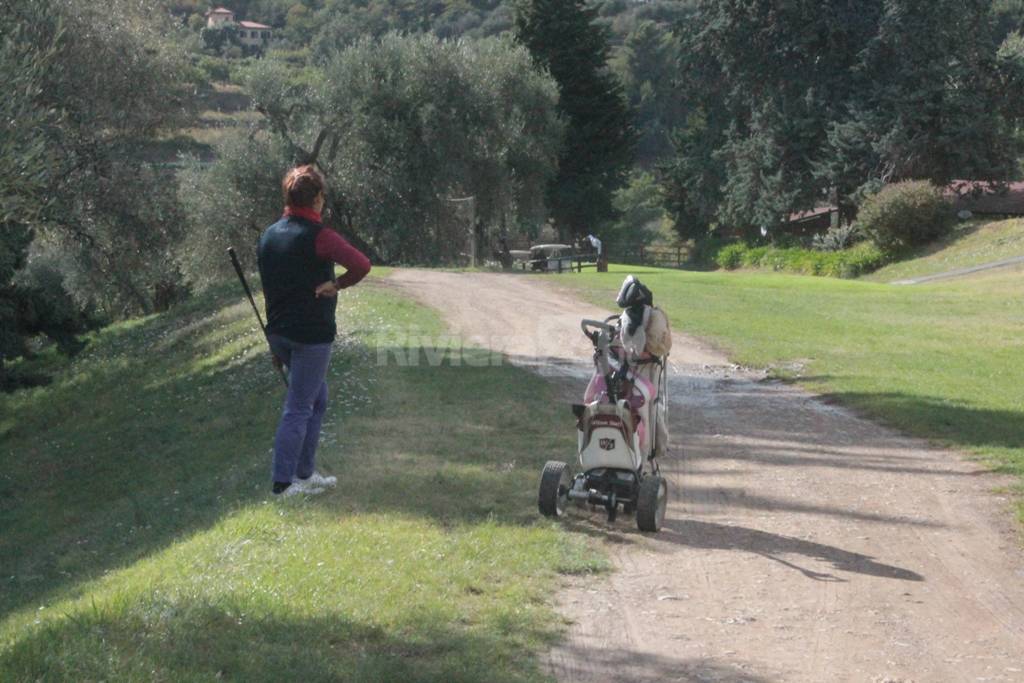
xmin=556 ymin=265 xmax=1024 ymax=515
xmin=864 ymin=217 xmax=1024 ymax=282
xmin=0 ymin=275 xmax=602 ymax=681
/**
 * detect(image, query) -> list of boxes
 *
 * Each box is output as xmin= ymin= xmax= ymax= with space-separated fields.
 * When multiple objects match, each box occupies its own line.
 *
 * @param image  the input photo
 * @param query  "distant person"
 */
xmin=258 ymin=164 xmax=371 ymax=497
xmin=586 ymin=233 xmax=608 ymax=272
xmin=495 ymin=235 xmax=513 ymax=269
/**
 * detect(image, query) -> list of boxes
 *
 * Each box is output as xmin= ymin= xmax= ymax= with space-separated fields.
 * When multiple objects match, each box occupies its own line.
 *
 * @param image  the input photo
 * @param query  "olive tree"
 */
xmin=180 ymin=33 xmax=564 ymax=277
xmin=1 ymin=0 xmax=196 ymax=382
xmin=0 ymin=4 xmax=58 ymax=379
xmin=6 ymin=0 xmax=195 ymax=313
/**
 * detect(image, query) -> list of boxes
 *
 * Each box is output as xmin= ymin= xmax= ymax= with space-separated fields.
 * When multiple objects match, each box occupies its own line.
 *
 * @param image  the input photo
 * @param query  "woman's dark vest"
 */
xmin=257 ymin=216 xmax=336 ymax=344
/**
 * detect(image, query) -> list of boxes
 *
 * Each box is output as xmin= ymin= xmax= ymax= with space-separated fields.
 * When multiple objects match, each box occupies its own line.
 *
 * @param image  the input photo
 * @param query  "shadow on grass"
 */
xmin=0 ymin=354 xmax=284 ymax=618
xmin=680 ymin=374 xmax=1020 ymax=480
xmin=1 ymin=604 xmax=555 ymax=683
xmin=572 ymin=267 xmax=665 ymax=276
xmin=0 ymin=324 xmax=575 ymax=632
xmin=813 ymin=390 xmax=1024 ymax=475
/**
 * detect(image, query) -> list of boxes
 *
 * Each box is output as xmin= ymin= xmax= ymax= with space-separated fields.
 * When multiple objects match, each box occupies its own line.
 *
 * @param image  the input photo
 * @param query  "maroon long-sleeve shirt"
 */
xmin=285 ymin=206 xmax=371 ymax=289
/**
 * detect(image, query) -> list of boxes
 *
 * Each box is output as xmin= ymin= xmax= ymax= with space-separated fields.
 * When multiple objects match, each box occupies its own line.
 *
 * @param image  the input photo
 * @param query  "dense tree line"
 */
xmin=180 ymin=0 xmax=632 ymax=266
xmin=184 ymin=0 xmax=1024 ymax=246
xmin=3 ymin=0 xmax=633 ymax=382
xmin=658 ymin=0 xmax=1024 ymax=241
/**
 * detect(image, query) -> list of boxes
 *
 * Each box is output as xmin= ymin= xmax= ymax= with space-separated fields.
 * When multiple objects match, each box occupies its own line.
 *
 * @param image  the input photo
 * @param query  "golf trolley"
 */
xmin=538 ymin=313 xmax=669 ymax=532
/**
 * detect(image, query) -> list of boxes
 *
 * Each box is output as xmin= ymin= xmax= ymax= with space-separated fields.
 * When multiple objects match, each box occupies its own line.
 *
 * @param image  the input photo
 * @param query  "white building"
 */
xmin=237 ymin=20 xmax=272 ymax=48
xmin=205 ymin=7 xmax=233 ymax=27
xmin=205 ymin=7 xmax=272 ymax=48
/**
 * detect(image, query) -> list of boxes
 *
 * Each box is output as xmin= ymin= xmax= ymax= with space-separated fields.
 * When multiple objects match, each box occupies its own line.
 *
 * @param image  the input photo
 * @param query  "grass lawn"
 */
xmin=555 ymin=265 xmax=1024 ymax=513
xmin=0 ymin=275 xmax=602 ymax=681
xmin=864 ymin=218 xmax=1024 ymax=282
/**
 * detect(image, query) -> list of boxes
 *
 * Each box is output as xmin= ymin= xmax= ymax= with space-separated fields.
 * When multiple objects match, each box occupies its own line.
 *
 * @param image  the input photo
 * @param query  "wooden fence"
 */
xmin=609 ymin=245 xmax=690 ymax=269
xmin=513 ymin=250 xmax=600 ymax=273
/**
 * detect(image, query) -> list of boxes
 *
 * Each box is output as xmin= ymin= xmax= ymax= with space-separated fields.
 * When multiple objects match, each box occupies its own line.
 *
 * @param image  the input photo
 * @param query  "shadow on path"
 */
xmin=680 ymin=485 xmax=945 ymax=528
xmin=551 ymin=643 xmax=776 ymax=683
xmin=657 ymin=519 xmax=924 ymax=582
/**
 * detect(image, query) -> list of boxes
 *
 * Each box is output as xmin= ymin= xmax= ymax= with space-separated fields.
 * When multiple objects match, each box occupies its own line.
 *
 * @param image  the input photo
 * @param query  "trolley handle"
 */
xmin=580 ymin=318 xmax=615 ymax=335
xmin=581 ymin=318 xmax=615 ymax=346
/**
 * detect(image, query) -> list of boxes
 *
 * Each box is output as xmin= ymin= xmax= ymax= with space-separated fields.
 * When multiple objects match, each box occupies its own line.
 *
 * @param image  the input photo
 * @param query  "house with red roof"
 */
xmin=782 ymin=181 xmax=1024 ymax=235
xmin=205 ymin=7 xmax=272 ymax=49
xmin=205 ymin=7 xmax=233 ymax=27
xmin=946 ymin=180 xmax=1024 ymax=216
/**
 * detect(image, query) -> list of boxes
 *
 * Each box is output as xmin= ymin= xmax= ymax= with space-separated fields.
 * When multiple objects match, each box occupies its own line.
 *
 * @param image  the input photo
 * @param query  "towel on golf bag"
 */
xmin=619 ymin=305 xmax=672 ymax=359
xmin=644 ymin=306 xmax=672 ymax=357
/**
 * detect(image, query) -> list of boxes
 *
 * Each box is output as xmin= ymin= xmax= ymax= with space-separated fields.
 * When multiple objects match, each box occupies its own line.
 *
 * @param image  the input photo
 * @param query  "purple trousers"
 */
xmin=267 ymin=334 xmax=332 ymax=483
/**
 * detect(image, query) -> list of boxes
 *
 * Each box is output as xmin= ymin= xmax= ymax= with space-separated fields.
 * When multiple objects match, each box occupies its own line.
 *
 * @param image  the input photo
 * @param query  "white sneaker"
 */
xmin=297 ymin=471 xmax=337 ymax=489
xmin=277 ymin=477 xmax=326 ymax=498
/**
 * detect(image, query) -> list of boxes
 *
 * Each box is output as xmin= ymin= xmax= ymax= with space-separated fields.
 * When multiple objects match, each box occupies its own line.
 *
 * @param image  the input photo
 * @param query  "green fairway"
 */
xmin=0 ymin=276 xmax=601 ymax=682
xmin=556 ymin=265 xmax=1024 ymax=511
xmin=864 ymin=218 xmax=1024 ymax=283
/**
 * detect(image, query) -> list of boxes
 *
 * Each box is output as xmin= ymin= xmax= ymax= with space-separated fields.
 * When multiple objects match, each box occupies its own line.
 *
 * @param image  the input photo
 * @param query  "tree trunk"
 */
xmin=326 ymin=198 xmax=384 ymax=264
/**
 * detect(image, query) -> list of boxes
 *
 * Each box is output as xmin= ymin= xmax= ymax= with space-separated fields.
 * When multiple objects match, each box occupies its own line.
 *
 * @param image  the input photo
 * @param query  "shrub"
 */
xmin=196 ymin=55 xmax=230 ymax=82
xmin=712 ymin=241 xmax=887 ymax=278
xmin=715 ymin=243 xmax=747 ymax=269
xmin=812 ymin=223 xmax=862 ymax=251
xmin=857 ymin=180 xmax=954 ymax=255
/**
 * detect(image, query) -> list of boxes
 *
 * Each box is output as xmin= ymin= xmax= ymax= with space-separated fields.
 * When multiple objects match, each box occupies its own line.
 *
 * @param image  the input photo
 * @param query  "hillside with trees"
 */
xmin=179 ymin=33 xmax=564 ymax=269
xmin=6 ymin=0 xmax=1024 ymax=384
xmin=166 ymin=0 xmax=693 ymax=48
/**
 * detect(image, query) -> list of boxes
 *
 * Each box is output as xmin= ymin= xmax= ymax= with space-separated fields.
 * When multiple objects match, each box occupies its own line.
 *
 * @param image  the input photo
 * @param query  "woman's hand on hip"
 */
xmin=315 ymin=280 xmax=339 ymax=298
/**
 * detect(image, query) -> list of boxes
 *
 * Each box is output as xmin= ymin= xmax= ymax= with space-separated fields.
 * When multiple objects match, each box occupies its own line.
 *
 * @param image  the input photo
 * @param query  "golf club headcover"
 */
xmin=616 ymin=275 xmax=653 ymax=309
xmin=616 ymin=275 xmax=653 ymax=335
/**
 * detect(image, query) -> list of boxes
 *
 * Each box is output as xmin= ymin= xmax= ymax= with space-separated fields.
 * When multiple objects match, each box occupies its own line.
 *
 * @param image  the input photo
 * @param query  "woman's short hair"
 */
xmin=282 ymin=165 xmax=326 ymax=208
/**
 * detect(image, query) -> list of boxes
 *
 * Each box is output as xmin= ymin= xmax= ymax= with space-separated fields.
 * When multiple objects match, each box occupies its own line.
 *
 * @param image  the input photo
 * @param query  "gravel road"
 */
xmin=388 ymin=269 xmax=1024 ymax=683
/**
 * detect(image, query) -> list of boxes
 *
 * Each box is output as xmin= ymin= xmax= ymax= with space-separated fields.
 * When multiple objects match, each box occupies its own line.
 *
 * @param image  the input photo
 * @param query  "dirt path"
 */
xmin=891 ymin=255 xmax=1024 ymax=284
xmin=388 ymin=269 xmax=1024 ymax=682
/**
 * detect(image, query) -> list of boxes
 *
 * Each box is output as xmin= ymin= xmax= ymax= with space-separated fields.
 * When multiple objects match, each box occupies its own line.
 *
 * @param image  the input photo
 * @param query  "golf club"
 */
xmin=229 ymin=246 xmax=337 ymax=475
xmin=227 ymin=246 xmax=289 ymax=388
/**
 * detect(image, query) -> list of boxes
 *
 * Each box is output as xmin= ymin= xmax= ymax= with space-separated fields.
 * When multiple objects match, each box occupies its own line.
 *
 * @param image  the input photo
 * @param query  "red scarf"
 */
xmin=283 ymin=206 xmax=322 ymax=224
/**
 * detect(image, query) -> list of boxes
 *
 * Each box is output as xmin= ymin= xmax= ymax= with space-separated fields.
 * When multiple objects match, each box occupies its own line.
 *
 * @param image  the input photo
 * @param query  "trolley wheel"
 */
xmin=538 ymin=461 xmax=571 ymax=517
xmin=636 ymin=474 xmax=667 ymax=532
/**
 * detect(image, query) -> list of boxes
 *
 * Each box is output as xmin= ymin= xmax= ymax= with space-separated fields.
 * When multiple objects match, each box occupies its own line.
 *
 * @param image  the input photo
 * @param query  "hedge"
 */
xmin=713 ymin=241 xmax=887 ymax=278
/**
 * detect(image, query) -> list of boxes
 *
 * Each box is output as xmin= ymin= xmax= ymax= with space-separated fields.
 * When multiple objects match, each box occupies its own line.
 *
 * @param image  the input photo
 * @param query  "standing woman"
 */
xmin=258 ymin=165 xmax=371 ymax=496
